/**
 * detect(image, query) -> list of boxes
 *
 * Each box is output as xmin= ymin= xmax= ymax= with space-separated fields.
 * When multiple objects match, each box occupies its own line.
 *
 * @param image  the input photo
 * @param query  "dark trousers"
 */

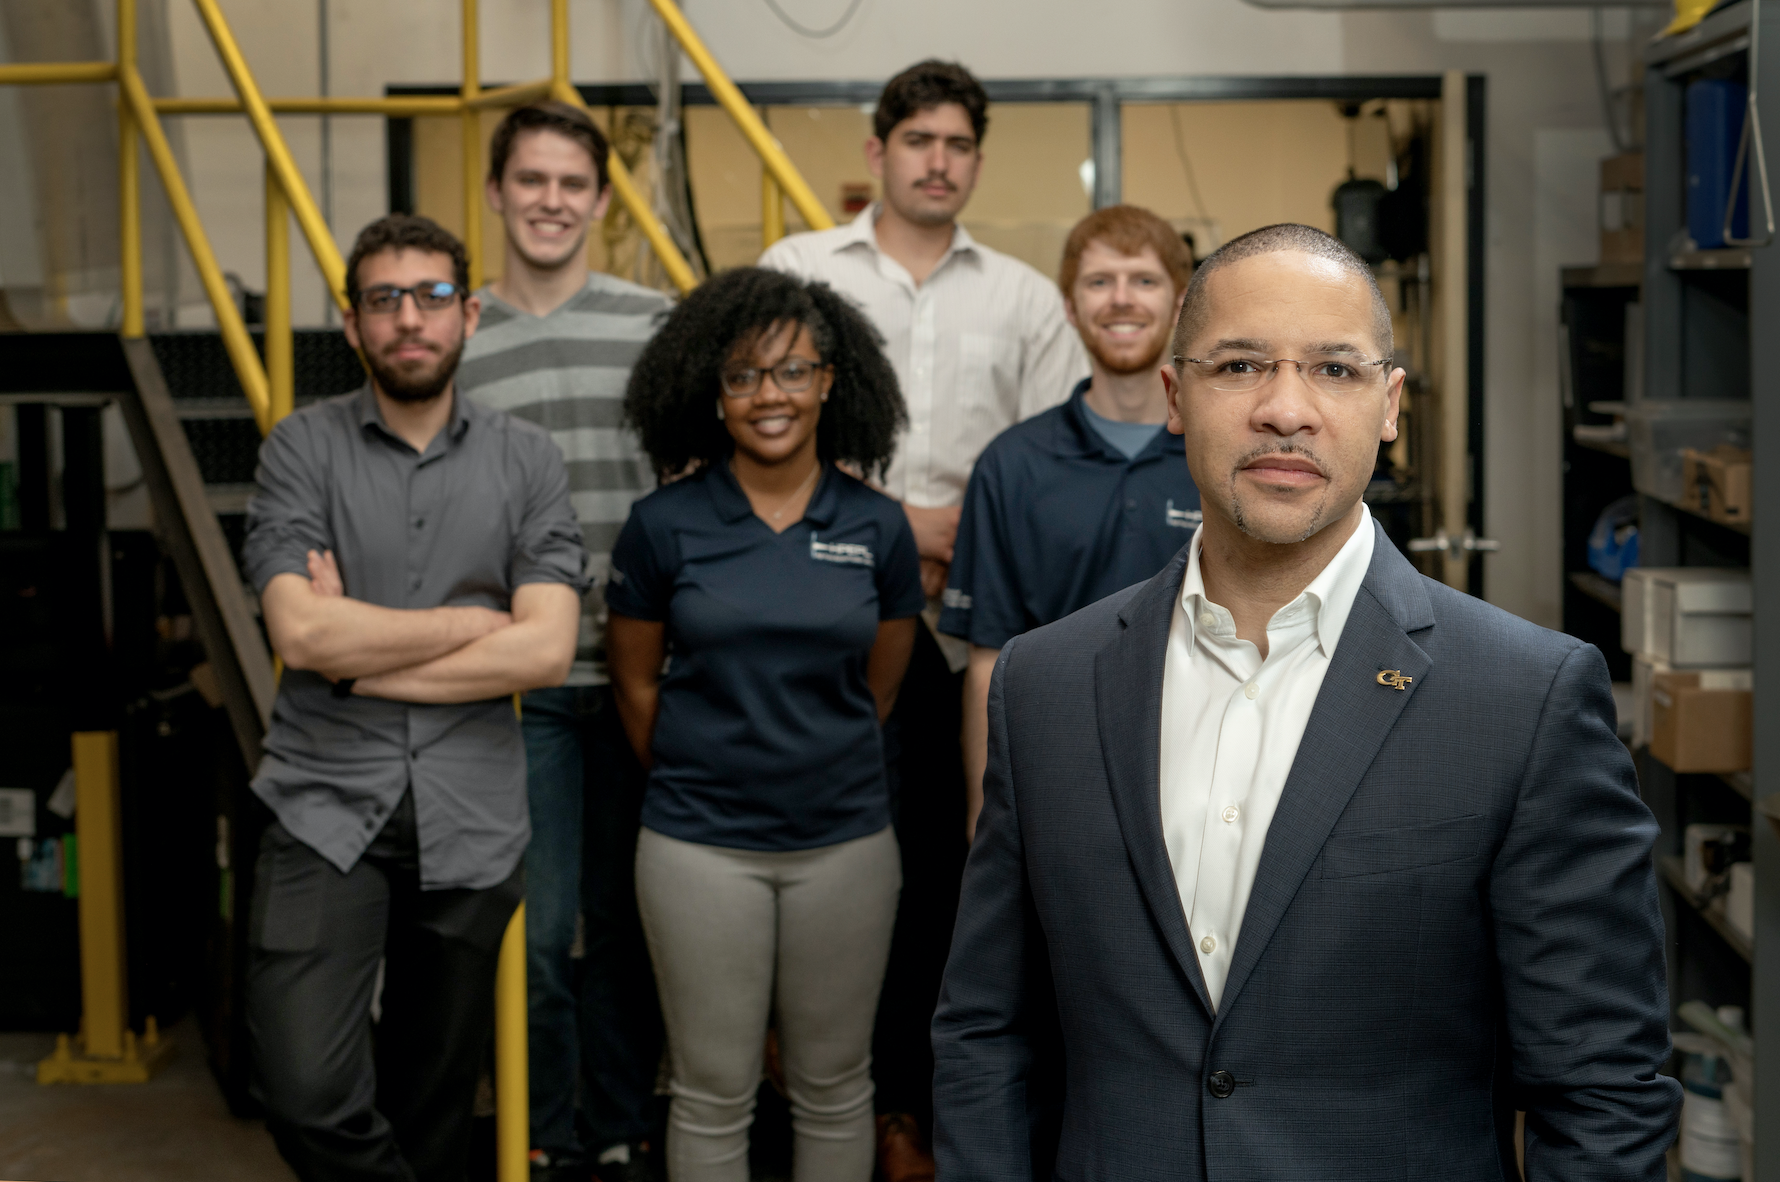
xmin=873 ymin=623 xmax=970 ymax=1131
xmin=246 ymin=792 xmax=524 ymax=1182
xmin=520 ymin=685 xmax=663 ymax=1158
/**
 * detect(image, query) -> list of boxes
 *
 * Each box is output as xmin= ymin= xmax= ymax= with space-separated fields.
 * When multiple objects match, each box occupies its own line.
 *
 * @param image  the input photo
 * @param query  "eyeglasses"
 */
xmin=357 ymin=282 xmax=464 ymax=315
xmin=1175 ymin=354 xmax=1390 ymax=394
xmin=721 ymin=358 xmax=828 ymax=398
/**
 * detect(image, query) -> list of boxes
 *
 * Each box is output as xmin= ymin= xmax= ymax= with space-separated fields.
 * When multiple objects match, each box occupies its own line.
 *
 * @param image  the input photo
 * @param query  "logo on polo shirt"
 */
xmin=809 ymin=533 xmax=874 ymax=567
xmin=1166 ymin=500 xmax=1202 ymax=529
xmin=942 ymin=588 xmax=972 ymax=611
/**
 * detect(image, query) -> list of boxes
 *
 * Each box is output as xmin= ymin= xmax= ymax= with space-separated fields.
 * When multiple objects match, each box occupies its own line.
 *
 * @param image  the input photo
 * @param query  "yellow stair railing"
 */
xmin=1 ymin=0 xmax=835 ymax=1175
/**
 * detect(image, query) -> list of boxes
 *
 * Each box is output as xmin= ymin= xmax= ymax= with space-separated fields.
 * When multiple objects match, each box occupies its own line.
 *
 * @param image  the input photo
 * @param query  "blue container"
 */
xmin=1687 ymin=78 xmax=1751 ymax=248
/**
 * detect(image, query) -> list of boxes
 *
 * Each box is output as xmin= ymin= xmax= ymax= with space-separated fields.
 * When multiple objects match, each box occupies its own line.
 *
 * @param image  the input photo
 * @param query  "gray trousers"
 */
xmin=635 ymin=826 xmax=901 ymax=1182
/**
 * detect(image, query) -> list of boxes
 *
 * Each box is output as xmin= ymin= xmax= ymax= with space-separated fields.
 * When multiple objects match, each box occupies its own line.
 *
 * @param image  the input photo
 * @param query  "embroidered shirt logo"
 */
xmin=942 ymin=587 xmax=973 ymax=611
xmin=810 ymin=533 xmax=874 ymax=567
xmin=1166 ymin=500 xmax=1202 ymax=529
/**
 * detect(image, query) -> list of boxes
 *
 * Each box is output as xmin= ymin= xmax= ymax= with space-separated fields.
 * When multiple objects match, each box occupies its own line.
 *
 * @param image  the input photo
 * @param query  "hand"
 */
xmin=307 ymin=549 xmax=344 ymax=597
xmin=921 ymin=558 xmax=949 ymax=600
xmin=904 ymin=503 xmax=961 ymax=564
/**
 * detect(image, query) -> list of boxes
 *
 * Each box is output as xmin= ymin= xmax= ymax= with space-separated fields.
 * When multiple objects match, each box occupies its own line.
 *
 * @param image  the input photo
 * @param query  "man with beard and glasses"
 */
xmin=759 ymin=59 xmax=1085 ymax=1177
xmin=941 ymin=205 xmax=1199 ymax=840
xmin=242 ymin=214 xmax=589 ymax=1182
xmin=456 ymin=101 xmax=674 ymax=1182
xmin=932 ymin=224 xmax=1677 ymax=1181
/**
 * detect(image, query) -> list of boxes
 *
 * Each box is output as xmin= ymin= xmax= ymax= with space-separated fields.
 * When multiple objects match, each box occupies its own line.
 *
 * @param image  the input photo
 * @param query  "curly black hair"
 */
xmin=624 ymin=267 xmax=906 ymax=481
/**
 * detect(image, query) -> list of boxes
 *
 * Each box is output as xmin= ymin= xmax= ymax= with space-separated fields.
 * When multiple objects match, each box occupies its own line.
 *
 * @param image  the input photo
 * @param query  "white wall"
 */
xmin=142 ymin=0 xmax=1640 ymax=627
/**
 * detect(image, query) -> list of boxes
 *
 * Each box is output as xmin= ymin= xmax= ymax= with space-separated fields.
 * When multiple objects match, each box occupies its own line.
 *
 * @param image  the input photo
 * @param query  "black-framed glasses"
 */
xmin=357 ymin=281 xmax=464 ymax=315
xmin=721 ymin=358 xmax=828 ymax=398
xmin=1175 ymin=353 xmax=1391 ymax=394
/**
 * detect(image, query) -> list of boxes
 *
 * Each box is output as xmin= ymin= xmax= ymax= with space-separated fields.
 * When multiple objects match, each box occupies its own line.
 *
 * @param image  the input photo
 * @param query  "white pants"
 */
xmin=635 ymin=825 xmax=902 ymax=1182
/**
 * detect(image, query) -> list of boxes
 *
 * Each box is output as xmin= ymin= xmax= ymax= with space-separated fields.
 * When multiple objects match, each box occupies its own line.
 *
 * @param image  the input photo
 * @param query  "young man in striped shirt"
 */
xmin=457 ymin=101 xmax=671 ymax=1182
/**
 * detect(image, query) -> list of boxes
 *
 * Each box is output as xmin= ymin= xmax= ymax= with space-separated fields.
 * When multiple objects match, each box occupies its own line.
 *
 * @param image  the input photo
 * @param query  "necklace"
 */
xmin=755 ymin=460 xmax=821 ymax=523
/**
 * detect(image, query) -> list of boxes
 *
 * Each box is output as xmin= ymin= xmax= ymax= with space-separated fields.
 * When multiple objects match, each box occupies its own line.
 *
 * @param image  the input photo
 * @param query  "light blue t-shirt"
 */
xmin=1081 ymin=398 xmax=1165 ymax=460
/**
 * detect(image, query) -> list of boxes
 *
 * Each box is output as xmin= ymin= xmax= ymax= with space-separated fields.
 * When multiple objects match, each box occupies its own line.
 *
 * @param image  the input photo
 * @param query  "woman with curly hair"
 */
xmin=605 ymin=267 xmax=923 ymax=1182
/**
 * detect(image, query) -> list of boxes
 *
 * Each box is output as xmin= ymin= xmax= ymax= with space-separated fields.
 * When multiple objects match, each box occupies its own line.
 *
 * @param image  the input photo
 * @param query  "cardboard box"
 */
xmin=1681 ymin=445 xmax=1753 ymax=525
xmin=1631 ymin=652 xmax=1669 ymax=749
xmin=1650 ymin=669 xmax=1753 ymax=772
xmin=1600 ymin=152 xmax=1644 ymax=264
xmin=1622 ymin=567 xmax=1752 ymax=666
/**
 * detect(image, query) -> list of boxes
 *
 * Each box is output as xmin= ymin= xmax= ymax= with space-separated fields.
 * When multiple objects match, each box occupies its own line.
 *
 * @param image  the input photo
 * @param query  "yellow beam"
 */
xmin=190 ymin=0 xmax=347 ymax=312
xmin=465 ymin=79 xmax=552 ymax=111
xmin=550 ymin=80 xmax=696 ymax=293
xmin=643 ymin=0 xmax=832 ymax=233
xmin=0 ymin=62 xmax=116 ymax=86
xmin=551 ymin=0 xmax=571 ymax=91
xmin=762 ymin=167 xmax=784 ymax=249
xmin=72 ymin=732 xmax=126 ymax=1061
xmin=266 ymin=164 xmax=294 ymax=426
xmin=463 ymin=0 xmax=483 ymax=290
xmin=120 ymin=66 xmax=271 ymax=432
xmin=119 ymin=0 xmax=144 ymax=338
xmin=495 ymin=904 xmax=529 ymax=1182
xmin=155 ymin=95 xmax=461 ymax=116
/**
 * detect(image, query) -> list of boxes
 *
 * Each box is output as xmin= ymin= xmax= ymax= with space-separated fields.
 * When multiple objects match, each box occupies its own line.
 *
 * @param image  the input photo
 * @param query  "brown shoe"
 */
xmin=876 ymin=1113 xmax=936 ymax=1182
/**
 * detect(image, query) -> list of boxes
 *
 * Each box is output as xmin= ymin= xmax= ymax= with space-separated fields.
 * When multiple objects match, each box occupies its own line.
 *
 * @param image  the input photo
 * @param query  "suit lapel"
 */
xmin=1213 ymin=533 xmax=1435 ymax=1021
xmin=1095 ymin=548 xmax=1215 ymax=1016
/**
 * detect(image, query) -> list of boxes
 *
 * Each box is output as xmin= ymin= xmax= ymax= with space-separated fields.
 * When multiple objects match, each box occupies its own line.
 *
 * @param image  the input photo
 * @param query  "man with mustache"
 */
xmin=933 ymin=223 xmax=1678 ymax=1180
xmin=242 ymin=214 xmax=588 ymax=1182
xmin=941 ymin=205 xmax=1200 ymax=842
xmin=760 ymin=59 xmax=1086 ymax=1176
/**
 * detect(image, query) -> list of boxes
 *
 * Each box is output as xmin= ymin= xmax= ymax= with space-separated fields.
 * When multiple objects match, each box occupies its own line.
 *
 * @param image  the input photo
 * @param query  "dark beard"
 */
xmin=366 ymin=335 xmax=465 ymax=404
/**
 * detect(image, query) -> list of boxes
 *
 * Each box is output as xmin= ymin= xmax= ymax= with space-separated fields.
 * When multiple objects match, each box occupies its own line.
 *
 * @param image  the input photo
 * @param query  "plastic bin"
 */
xmin=1625 ymin=400 xmax=1751 ymax=504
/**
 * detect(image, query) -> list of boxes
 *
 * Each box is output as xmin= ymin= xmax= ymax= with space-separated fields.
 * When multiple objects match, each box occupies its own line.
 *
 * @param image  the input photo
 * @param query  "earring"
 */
xmin=716 ymin=400 xmax=725 ymax=420
xmin=820 ymin=392 xmax=829 ymax=402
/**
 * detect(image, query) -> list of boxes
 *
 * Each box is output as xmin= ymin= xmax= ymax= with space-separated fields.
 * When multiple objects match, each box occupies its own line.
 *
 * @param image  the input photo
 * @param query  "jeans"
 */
xmin=247 ymin=793 xmax=524 ymax=1182
xmin=636 ymin=826 xmax=901 ymax=1182
xmin=522 ymin=685 xmax=664 ymax=1159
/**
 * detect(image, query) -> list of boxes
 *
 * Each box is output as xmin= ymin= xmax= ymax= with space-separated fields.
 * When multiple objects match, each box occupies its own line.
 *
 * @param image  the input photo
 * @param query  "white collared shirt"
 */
xmin=1158 ymin=507 xmax=1376 ymax=1011
xmin=759 ymin=204 xmax=1088 ymax=509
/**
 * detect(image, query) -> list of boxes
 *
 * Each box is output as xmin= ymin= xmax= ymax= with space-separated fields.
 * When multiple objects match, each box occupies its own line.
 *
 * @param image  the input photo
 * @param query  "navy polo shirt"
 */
xmin=939 ymin=379 xmax=1201 ymax=650
xmin=606 ymin=461 xmax=925 ymax=852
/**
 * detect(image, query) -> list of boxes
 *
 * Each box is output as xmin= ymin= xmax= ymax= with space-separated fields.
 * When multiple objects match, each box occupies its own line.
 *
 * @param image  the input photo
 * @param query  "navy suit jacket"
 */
xmin=932 ymin=522 xmax=1679 ymax=1181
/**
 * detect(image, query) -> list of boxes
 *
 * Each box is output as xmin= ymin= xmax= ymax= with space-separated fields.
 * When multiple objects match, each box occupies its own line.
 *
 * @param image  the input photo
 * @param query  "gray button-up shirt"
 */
xmin=243 ymin=384 xmax=587 ymax=890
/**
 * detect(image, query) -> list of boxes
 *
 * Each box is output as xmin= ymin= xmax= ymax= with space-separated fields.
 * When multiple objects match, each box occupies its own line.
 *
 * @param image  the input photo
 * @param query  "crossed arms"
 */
xmin=263 ymin=549 xmax=580 ymax=703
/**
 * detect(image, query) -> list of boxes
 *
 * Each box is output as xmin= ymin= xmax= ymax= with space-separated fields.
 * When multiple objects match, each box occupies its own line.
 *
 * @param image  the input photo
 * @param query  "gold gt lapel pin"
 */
xmin=1376 ymin=669 xmax=1413 ymax=691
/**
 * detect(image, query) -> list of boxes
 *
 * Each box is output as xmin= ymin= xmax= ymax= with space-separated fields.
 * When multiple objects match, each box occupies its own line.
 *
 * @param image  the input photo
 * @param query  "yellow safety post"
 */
xmin=189 ymin=0 xmax=348 ymax=312
xmin=119 ymin=66 xmax=272 ymax=432
xmin=38 ymin=733 xmax=175 ymax=1084
xmin=462 ymin=0 xmax=484 ymax=290
xmin=762 ymin=168 xmax=784 ymax=249
xmin=495 ymin=903 xmax=529 ymax=1182
xmin=118 ymin=0 xmax=143 ymax=338
xmin=266 ymin=162 xmax=294 ymax=426
xmin=644 ymin=0 xmax=832 ymax=233
xmin=0 ymin=62 xmax=117 ymax=85
xmin=547 ymin=0 xmax=697 ymax=294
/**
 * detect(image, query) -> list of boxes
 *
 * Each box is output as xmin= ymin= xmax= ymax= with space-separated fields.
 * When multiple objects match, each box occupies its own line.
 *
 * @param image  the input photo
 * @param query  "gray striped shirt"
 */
xmin=460 ymin=273 xmax=672 ymax=685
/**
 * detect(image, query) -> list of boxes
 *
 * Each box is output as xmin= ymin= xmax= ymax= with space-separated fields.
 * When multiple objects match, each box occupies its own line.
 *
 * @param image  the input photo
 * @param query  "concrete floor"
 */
xmin=0 ymin=1021 xmax=294 ymax=1182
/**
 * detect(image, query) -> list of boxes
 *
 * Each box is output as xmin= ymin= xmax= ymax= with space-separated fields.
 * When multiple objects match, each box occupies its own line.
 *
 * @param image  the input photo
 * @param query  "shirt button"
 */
xmin=413 ymin=517 xmax=424 ymax=530
xmin=1199 ymin=611 xmax=1216 ymax=628
xmin=1244 ymin=683 xmax=1259 ymax=700
xmin=1208 ymin=1070 xmax=1236 ymax=1099
xmin=1200 ymin=934 xmax=1217 ymax=954
xmin=1125 ymin=498 xmax=1136 ymax=509
xmin=364 ymin=816 xmax=377 ymax=830
xmin=409 ymin=574 xmax=422 ymax=590
xmin=410 ymin=749 xmax=419 ymax=760
xmin=1222 ymin=804 xmax=1240 ymax=823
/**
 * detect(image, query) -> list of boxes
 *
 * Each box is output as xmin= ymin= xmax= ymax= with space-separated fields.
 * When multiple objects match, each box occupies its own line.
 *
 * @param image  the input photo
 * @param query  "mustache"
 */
xmin=1232 ymin=441 xmax=1329 ymax=478
xmin=913 ymin=173 xmax=957 ymax=192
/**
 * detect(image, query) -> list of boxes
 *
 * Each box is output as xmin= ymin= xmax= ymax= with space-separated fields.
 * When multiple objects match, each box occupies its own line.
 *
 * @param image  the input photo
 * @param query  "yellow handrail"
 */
xmin=494 ymin=903 xmax=529 ymax=1182
xmin=462 ymin=0 xmax=484 ymax=291
xmin=0 ymin=62 xmax=117 ymax=85
xmin=466 ymin=79 xmax=554 ymax=111
xmin=266 ymin=163 xmax=294 ymax=424
xmin=156 ymin=95 xmax=462 ymax=116
xmin=118 ymin=0 xmax=143 ymax=339
xmin=118 ymin=64 xmax=271 ymax=432
xmin=644 ymin=0 xmax=833 ymax=233
xmin=190 ymin=0 xmax=348 ymax=312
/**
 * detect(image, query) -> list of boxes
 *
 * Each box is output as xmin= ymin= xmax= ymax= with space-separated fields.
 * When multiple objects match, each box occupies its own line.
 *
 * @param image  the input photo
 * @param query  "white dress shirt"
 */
xmin=1158 ymin=507 xmax=1376 ymax=1011
xmin=759 ymin=204 xmax=1088 ymax=509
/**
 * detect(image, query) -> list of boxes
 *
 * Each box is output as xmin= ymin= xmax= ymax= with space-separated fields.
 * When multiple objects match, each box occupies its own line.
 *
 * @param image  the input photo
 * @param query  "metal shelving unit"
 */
xmin=1641 ymin=4 xmax=1778 ymax=1174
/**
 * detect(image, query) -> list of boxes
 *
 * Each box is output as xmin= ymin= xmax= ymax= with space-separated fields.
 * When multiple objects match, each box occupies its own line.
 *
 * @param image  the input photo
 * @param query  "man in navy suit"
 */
xmin=931 ymin=223 xmax=1679 ymax=1181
